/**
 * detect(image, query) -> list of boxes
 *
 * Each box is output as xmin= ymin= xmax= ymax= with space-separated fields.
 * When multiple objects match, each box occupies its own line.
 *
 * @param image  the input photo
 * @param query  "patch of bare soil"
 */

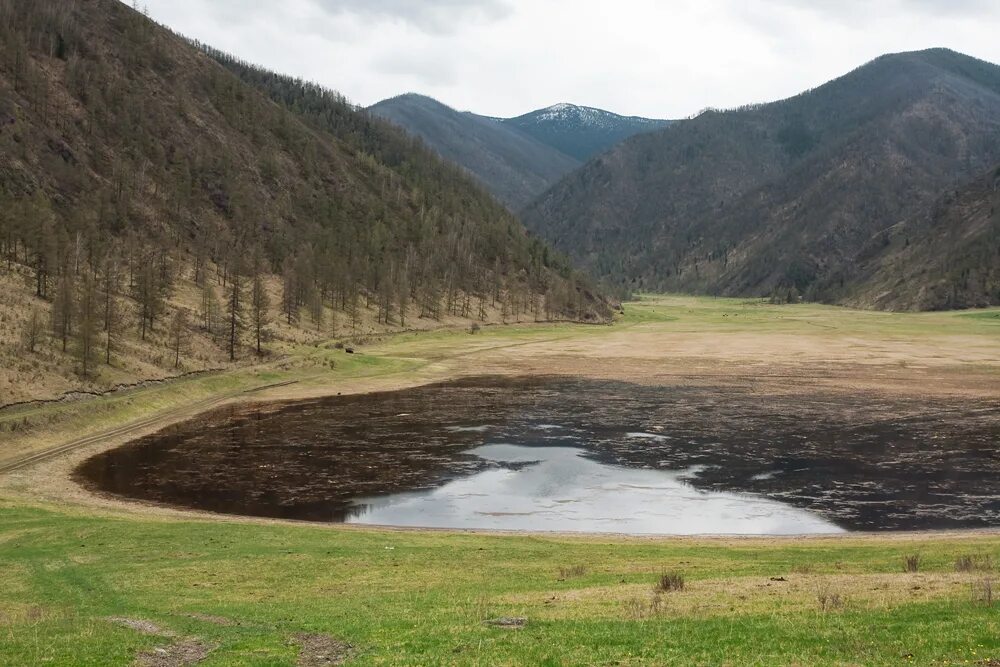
xmin=484 ymin=616 xmax=528 ymax=628
xmin=108 ymin=617 xmax=173 ymax=636
xmin=293 ymin=632 xmax=353 ymax=666
xmin=134 ymin=639 xmax=213 ymax=667
xmin=184 ymin=612 xmax=237 ymax=626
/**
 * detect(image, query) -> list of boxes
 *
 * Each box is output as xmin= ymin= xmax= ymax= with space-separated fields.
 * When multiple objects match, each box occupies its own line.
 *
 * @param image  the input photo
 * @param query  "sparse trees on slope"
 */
xmin=201 ymin=281 xmax=221 ymax=337
xmin=226 ymin=262 xmax=245 ymax=361
xmin=76 ymin=271 xmax=98 ymax=377
xmin=134 ymin=254 xmax=167 ymax=341
xmin=22 ymin=307 xmax=43 ymax=353
xmin=170 ymin=308 xmax=189 ymax=369
xmin=250 ymin=260 xmax=271 ymax=356
xmin=101 ymin=247 xmax=123 ymax=365
xmin=281 ymin=257 xmax=299 ymax=326
xmin=30 ymin=197 xmax=57 ymax=300
xmin=51 ymin=267 xmax=73 ymax=352
xmin=306 ymin=285 xmax=323 ymax=330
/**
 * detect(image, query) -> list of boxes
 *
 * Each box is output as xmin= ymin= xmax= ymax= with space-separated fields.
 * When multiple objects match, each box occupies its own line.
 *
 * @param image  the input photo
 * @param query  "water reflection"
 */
xmin=347 ymin=444 xmax=842 ymax=534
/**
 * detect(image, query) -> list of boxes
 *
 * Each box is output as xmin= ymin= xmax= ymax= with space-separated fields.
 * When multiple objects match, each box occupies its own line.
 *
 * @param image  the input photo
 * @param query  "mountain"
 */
xmin=506 ymin=103 xmax=671 ymax=162
xmin=847 ymin=164 xmax=1000 ymax=310
xmin=0 ymin=0 xmax=609 ymax=355
xmin=369 ymin=96 xmax=670 ymax=210
xmin=522 ymin=48 xmax=1000 ymax=309
xmin=369 ymin=94 xmax=580 ymax=210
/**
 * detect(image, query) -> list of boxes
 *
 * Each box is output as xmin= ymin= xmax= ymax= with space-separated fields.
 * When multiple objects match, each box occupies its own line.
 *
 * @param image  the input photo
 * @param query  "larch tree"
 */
xmin=169 ymin=307 xmax=189 ymax=369
xmin=51 ymin=267 xmax=74 ymax=352
xmin=249 ymin=263 xmax=271 ymax=356
xmin=201 ymin=280 xmax=221 ymax=337
xmin=134 ymin=257 xmax=165 ymax=340
xmin=306 ymin=285 xmax=323 ymax=330
xmin=226 ymin=264 xmax=245 ymax=361
xmin=76 ymin=271 xmax=98 ymax=377
xmin=101 ymin=247 xmax=123 ymax=365
xmin=22 ymin=307 xmax=43 ymax=353
xmin=281 ymin=257 xmax=299 ymax=326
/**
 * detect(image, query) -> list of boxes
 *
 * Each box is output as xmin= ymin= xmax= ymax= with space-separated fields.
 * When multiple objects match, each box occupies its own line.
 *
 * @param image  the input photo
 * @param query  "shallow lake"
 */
xmin=76 ymin=376 xmax=1000 ymax=534
xmin=345 ymin=443 xmax=841 ymax=534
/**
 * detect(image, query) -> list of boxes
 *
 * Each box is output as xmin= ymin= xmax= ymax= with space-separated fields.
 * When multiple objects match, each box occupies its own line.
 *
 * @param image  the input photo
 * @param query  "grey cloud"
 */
xmin=370 ymin=48 xmax=461 ymax=86
xmin=314 ymin=0 xmax=512 ymax=32
xmin=768 ymin=0 xmax=999 ymax=18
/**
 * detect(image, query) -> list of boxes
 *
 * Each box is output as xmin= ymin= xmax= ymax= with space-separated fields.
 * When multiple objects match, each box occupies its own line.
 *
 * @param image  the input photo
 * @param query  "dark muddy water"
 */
xmin=75 ymin=376 xmax=1000 ymax=534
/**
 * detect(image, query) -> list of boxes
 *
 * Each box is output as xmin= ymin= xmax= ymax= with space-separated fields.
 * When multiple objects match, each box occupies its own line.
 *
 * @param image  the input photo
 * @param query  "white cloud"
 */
xmin=137 ymin=0 xmax=1000 ymax=118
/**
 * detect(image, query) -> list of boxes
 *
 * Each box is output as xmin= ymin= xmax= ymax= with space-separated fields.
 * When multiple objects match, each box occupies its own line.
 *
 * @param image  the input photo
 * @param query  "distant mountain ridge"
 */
xmin=368 ymin=94 xmax=580 ymax=210
xmin=522 ymin=48 xmax=1000 ymax=310
xmin=506 ymin=103 xmax=671 ymax=161
xmin=369 ymin=95 xmax=670 ymax=209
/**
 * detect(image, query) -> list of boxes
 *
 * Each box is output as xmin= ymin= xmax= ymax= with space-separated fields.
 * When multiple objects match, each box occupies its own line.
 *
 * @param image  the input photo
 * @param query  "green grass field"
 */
xmin=1 ymin=501 xmax=998 ymax=666
xmin=2 ymin=297 xmax=999 ymax=665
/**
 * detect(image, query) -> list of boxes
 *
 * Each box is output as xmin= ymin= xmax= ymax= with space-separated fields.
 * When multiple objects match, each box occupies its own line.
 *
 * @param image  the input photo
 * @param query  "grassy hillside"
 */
xmin=523 ymin=49 xmax=1000 ymax=309
xmin=369 ymin=94 xmax=581 ymax=211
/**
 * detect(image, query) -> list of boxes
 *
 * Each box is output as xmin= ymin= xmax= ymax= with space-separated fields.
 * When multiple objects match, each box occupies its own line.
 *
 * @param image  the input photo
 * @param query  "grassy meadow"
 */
xmin=1 ymin=296 xmax=999 ymax=665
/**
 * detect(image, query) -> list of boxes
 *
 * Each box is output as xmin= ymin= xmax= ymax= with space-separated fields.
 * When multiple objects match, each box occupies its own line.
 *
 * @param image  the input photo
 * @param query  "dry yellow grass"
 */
xmin=0 ymin=261 xmax=531 ymax=407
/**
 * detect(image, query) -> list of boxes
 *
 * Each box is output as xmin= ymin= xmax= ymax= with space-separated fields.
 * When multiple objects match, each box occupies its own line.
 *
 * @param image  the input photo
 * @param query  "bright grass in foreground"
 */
xmin=0 ymin=502 xmax=998 ymax=665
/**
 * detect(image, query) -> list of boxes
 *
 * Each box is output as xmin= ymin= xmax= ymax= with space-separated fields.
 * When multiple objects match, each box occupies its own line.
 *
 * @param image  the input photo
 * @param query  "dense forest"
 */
xmin=0 ymin=0 xmax=608 ymax=387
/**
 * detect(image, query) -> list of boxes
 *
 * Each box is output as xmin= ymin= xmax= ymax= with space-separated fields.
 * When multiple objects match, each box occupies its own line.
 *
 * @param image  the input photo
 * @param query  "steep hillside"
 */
xmin=369 ymin=94 xmax=580 ymax=210
xmin=523 ymin=49 xmax=1000 ymax=308
xmin=0 ymin=0 xmax=608 ymax=402
xmin=506 ymin=103 xmax=671 ymax=162
xmin=847 ymin=165 xmax=1000 ymax=310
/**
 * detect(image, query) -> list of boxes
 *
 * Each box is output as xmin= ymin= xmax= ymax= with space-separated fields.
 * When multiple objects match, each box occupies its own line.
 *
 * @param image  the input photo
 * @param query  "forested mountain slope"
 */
xmin=846 ymin=164 xmax=1000 ymax=310
xmin=368 ymin=94 xmax=581 ymax=210
xmin=522 ymin=49 xmax=1000 ymax=309
xmin=0 ymin=0 xmax=608 ymax=402
xmin=369 ymin=96 xmax=670 ymax=211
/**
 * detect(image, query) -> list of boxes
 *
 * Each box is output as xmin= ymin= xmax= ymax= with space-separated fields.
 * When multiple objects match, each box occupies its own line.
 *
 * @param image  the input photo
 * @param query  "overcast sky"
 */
xmin=136 ymin=0 xmax=1000 ymax=119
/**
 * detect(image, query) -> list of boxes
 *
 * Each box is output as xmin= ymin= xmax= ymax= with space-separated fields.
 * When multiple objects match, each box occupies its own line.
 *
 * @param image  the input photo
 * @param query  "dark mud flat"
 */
xmin=75 ymin=376 xmax=1000 ymax=532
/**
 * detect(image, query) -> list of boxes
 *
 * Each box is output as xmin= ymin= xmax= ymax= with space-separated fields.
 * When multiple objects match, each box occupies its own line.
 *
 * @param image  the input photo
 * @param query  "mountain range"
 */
xmin=521 ymin=48 xmax=1000 ymax=309
xmin=1 ymin=0 xmax=994 ymax=327
xmin=369 ymin=95 xmax=670 ymax=210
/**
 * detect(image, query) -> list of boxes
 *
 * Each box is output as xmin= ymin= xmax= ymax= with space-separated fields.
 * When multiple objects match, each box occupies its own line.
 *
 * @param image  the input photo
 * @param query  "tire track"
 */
xmin=0 ymin=380 xmax=298 ymax=475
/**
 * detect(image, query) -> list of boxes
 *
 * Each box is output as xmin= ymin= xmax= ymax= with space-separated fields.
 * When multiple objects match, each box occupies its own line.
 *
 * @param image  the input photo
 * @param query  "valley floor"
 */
xmin=1 ymin=295 xmax=999 ymax=665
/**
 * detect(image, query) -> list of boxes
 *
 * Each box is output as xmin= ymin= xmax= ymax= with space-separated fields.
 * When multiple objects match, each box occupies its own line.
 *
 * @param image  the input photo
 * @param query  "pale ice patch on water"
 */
xmin=444 ymin=425 xmax=493 ymax=433
xmin=626 ymin=432 xmax=671 ymax=442
xmin=346 ymin=444 xmax=844 ymax=536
